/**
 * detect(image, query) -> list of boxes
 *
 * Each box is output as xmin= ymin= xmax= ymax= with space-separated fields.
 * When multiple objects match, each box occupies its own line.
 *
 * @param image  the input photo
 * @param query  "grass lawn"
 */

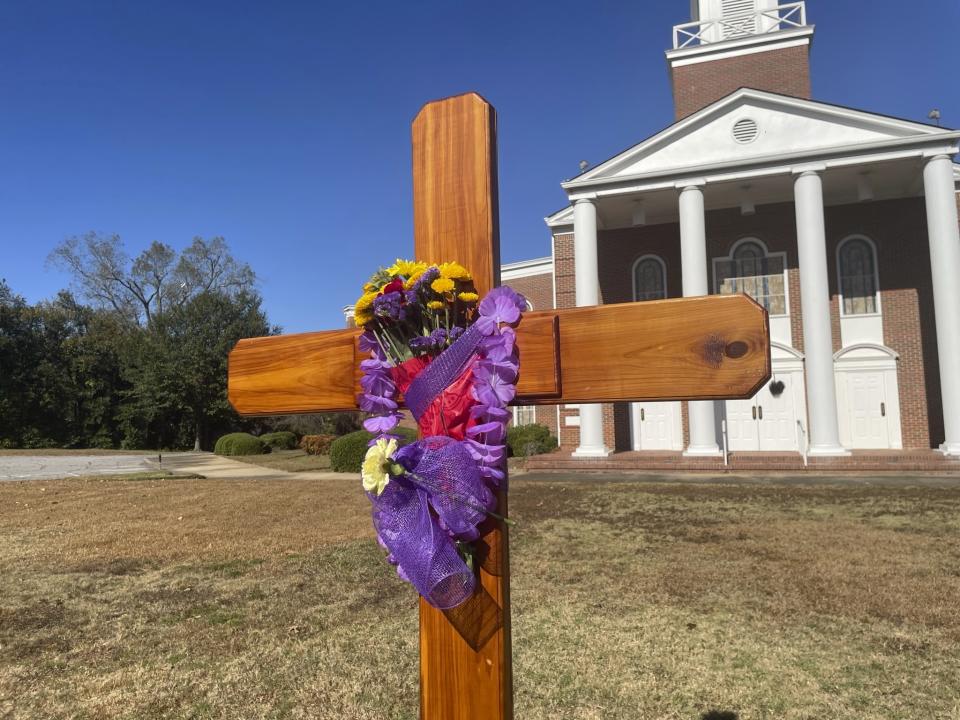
xmin=1 ymin=474 xmax=959 ymax=719
xmin=229 ymin=449 xmax=332 ymax=472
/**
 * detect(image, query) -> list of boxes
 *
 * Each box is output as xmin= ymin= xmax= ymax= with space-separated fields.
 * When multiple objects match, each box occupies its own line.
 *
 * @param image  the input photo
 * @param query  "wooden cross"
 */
xmin=227 ymin=93 xmax=770 ymax=720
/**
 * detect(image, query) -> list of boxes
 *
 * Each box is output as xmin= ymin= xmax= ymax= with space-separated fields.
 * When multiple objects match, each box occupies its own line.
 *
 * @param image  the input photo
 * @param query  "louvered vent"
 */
xmin=732 ymin=118 xmax=759 ymax=143
xmin=721 ymin=0 xmax=758 ymax=37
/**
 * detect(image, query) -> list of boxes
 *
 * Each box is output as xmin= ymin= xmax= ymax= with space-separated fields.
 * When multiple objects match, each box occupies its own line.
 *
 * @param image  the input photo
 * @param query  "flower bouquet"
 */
xmin=355 ymin=259 xmax=525 ymax=609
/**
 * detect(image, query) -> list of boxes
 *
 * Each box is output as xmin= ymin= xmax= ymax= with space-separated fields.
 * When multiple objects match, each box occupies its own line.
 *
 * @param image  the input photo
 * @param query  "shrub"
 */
xmin=506 ymin=423 xmax=558 ymax=457
xmin=214 ymin=432 xmax=268 ymax=456
xmin=329 ymin=427 xmax=418 ymax=473
xmin=300 ymin=434 xmax=337 ymax=455
xmin=260 ymin=431 xmax=297 ymax=450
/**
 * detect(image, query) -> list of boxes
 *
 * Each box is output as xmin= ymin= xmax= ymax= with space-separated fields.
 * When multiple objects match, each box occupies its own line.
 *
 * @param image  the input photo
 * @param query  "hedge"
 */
xmin=506 ymin=423 xmax=558 ymax=457
xmin=214 ymin=432 xmax=268 ymax=456
xmin=300 ymin=434 xmax=337 ymax=455
xmin=329 ymin=427 xmax=418 ymax=473
xmin=260 ymin=431 xmax=298 ymax=450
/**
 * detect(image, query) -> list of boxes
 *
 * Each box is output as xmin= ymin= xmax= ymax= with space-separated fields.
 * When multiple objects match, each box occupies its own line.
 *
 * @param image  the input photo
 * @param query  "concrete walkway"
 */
xmin=0 ymin=454 xmax=155 ymax=481
xmin=157 ymin=452 xmax=345 ymax=481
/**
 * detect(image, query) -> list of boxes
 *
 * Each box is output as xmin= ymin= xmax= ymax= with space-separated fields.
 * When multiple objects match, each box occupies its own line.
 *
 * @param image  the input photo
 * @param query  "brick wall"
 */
xmin=552 ymin=196 xmax=944 ymax=452
xmin=824 ymin=198 xmax=940 ymax=450
xmin=505 ymin=270 xmax=559 ymax=441
xmin=671 ymin=44 xmax=811 ymax=120
xmin=507 ymin=272 xmax=553 ymax=313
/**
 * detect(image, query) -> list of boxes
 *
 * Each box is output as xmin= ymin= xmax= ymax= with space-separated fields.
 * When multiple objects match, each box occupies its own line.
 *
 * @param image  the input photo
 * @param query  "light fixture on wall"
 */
xmin=740 ymin=184 xmax=755 ymax=216
xmin=631 ymin=199 xmax=647 ymax=226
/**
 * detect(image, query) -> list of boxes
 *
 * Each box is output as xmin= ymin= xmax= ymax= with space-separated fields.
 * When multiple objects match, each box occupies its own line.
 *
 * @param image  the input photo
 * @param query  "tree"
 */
xmin=48 ymin=233 xmax=256 ymax=327
xmin=122 ymin=290 xmax=273 ymax=450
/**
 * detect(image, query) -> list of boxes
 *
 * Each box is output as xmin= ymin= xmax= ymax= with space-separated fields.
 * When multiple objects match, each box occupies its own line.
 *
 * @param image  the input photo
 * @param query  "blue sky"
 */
xmin=1 ymin=0 xmax=957 ymax=332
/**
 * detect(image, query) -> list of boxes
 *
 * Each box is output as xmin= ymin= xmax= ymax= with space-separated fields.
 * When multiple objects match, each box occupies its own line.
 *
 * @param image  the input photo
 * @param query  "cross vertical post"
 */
xmin=412 ymin=92 xmax=512 ymax=720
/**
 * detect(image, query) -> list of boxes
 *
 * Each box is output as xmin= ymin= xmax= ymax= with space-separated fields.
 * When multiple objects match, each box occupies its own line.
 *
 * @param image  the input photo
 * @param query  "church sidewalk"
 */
xmin=153 ymin=452 xmax=345 ymax=481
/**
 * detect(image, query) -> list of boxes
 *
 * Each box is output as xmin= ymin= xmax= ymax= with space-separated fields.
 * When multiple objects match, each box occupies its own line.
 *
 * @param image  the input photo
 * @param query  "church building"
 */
xmin=504 ymin=0 xmax=960 ymax=465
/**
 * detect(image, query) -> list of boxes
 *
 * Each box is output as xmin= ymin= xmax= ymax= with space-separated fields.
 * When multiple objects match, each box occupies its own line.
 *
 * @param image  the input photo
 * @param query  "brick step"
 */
xmin=522 ymin=450 xmax=960 ymax=474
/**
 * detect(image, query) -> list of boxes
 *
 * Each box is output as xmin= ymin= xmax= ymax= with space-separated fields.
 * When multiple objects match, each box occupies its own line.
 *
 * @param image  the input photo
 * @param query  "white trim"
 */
xmin=565 ymin=139 xmax=960 ymax=198
xmin=501 ymin=256 xmax=553 ymax=280
xmin=632 ymin=254 xmax=668 ymax=301
xmin=771 ymin=340 xmax=804 ymax=360
xmin=835 ymin=235 xmax=882 ymax=318
xmin=564 ymin=89 xmax=955 ymax=190
xmin=833 ymin=343 xmax=900 ymax=361
xmin=712 ymin=237 xmax=790 ymax=318
xmin=668 ymin=31 xmax=812 ymax=67
xmin=550 ymin=233 xmax=558 ymax=311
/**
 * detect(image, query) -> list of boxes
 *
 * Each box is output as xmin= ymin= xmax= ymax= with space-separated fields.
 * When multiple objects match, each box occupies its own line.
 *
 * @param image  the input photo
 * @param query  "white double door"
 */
xmin=630 ymin=401 xmax=683 ymax=451
xmin=726 ymin=372 xmax=802 ymax=452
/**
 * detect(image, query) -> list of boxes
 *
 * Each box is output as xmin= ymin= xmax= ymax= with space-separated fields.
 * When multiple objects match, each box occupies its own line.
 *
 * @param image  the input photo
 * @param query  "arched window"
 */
xmin=837 ymin=236 xmax=879 ymax=315
xmin=714 ymin=238 xmax=787 ymax=315
xmin=633 ymin=255 xmax=667 ymax=302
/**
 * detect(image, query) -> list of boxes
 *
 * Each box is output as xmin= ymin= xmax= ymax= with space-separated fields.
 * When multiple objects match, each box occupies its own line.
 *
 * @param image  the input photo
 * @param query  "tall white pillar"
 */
xmin=677 ymin=181 xmax=721 ymax=456
xmin=793 ymin=166 xmax=848 ymax=456
xmin=923 ymin=154 xmax=960 ymax=456
xmin=572 ymin=198 xmax=611 ymax=457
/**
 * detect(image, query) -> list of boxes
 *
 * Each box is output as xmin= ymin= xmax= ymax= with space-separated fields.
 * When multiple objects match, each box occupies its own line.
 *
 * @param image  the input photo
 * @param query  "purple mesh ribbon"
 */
xmin=404 ymin=323 xmax=485 ymax=422
xmin=370 ymin=436 xmax=494 ymax=609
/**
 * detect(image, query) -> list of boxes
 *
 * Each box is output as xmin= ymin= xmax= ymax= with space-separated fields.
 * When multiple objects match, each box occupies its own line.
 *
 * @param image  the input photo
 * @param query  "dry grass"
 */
xmin=229 ymin=449 xmax=333 ymax=473
xmin=1 ymin=474 xmax=959 ymax=719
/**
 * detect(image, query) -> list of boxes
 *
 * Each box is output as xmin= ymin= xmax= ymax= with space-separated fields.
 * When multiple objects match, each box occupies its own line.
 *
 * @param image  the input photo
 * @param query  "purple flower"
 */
xmin=470 ymin=404 xmax=511 ymax=422
xmin=481 ymin=327 xmax=516 ymax=362
xmin=475 ymin=357 xmax=518 ymax=384
xmin=467 ymin=421 xmax=506 ymax=444
xmin=361 ymin=372 xmax=396 ymax=397
xmin=360 ymin=357 xmax=391 ymax=372
xmin=374 ymin=292 xmax=405 ymax=321
xmin=464 ymin=440 xmax=506 ymax=465
xmin=359 ymin=331 xmax=384 ymax=359
xmin=359 ymin=393 xmax=398 ymax=413
xmin=363 ymin=413 xmax=401 ymax=433
xmin=412 ymin=267 xmax=439 ymax=293
xmin=475 ymin=286 xmax=525 ymax=335
xmin=409 ymin=335 xmax=434 ymax=354
xmin=479 ymin=465 xmax=505 ymax=485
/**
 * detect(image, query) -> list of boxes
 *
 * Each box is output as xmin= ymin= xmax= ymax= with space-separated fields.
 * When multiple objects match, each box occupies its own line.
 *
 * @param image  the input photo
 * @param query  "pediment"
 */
xmin=576 ymin=89 xmax=947 ymax=182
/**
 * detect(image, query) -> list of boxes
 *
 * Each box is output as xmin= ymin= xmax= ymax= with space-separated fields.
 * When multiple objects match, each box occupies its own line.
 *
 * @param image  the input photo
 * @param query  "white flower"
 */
xmin=362 ymin=438 xmax=398 ymax=496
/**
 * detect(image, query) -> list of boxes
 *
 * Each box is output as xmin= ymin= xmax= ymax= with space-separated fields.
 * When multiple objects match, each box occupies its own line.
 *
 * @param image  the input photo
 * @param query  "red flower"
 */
xmin=381 ymin=278 xmax=404 ymax=295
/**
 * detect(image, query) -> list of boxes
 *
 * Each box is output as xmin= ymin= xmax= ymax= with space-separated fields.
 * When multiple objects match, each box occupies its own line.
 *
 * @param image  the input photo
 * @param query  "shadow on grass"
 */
xmin=701 ymin=712 xmax=738 ymax=720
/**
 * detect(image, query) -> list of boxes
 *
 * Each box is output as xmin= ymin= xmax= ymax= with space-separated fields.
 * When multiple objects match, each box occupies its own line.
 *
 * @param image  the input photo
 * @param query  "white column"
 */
xmin=923 ymin=154 xmax=960 ymax=456
xmin=572 ymin=197 xmax=611 ymax=457
xmin=793 ymin=166 xmax=848 ymax=456
xmin=677 ymin=181 xmax=721 ymax=456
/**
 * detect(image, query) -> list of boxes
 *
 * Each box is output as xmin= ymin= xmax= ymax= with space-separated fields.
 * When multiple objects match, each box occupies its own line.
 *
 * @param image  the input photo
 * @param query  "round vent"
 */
xmin=732 ymin=118 xmax=759 ymax=144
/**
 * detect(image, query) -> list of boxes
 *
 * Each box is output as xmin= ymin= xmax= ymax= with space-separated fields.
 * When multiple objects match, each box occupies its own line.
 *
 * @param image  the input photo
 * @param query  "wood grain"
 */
xmin=413 ymin=92 xmax=512 ymax=720
xmin=413 ymin=92 xmax=499 ymax=298
xmin=227 ymin=295 xmax=769 ymax=415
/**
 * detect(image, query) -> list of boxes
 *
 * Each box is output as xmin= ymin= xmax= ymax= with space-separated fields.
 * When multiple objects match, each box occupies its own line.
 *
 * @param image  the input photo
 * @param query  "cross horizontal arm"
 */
xmin=227 ymin=294 xmax=770 ymax=416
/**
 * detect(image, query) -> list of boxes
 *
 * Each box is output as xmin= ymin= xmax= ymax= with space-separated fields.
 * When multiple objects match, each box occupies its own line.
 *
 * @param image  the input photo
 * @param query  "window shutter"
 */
xmin=720 ymin=0 xmax=757 ymax=37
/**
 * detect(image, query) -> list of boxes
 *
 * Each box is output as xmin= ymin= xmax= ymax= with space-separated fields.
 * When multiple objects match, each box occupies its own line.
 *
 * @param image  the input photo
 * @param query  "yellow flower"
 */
xmin=431 ymin=277 xmax=455 ymax=294
xmin=438 ymin=262 xmax=472 ymax=281
xmin=388 ymin=259 xmax=428 ymax=279
xmin=363 ymin=282 xmax=377 ymax=293
xmin=457 ymin=292 xmax=479 ymax=303
xmin=355 ymin=291 xmax=376 ymax=311
xmin=361 ymin=438 xmax=397 ymax=496
xmin=427 ymin=300 xmax=445 ymax=311
xmin=354 ymin=310 xmax=373 ymax=327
